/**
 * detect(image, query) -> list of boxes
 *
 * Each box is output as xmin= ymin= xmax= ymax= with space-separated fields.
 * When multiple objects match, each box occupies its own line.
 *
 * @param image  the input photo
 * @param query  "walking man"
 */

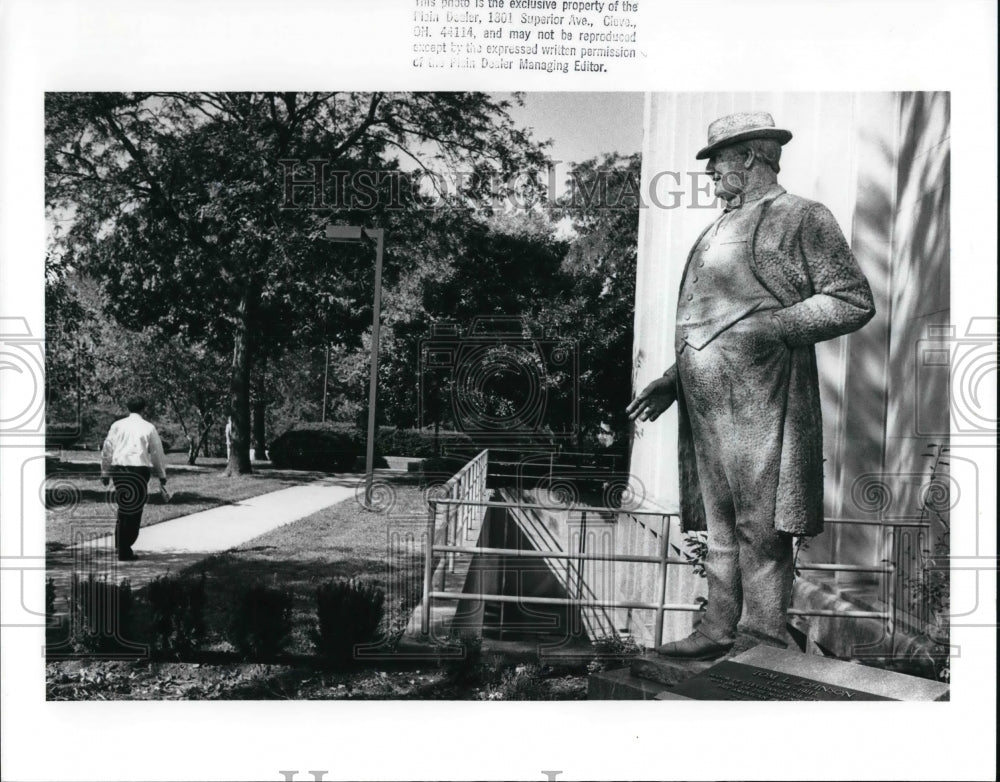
xmin=101 ymin=396 xmax=168 ymax=561
xmin=627 ymin=112 xmax=875 ymax=659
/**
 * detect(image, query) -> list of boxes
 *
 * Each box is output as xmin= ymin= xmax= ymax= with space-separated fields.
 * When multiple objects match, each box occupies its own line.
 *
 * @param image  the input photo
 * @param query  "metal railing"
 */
xmin=418 ymin=451 xmax=926 ymax=647
xmin=421 ymin=497 xmax=687 ymax=641
xmin=803 ymin=517 xmax=932 ymax=642
xmin=421 ymin=449 xmax=489 ymax=634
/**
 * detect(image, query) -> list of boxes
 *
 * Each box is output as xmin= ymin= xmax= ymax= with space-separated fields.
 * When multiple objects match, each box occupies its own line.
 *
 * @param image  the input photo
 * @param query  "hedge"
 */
xmin=269 ymin=423 xmax=476 ymax=471
xmin=375 ymin=427 xmax=474 ymax=458
xmin=269 ymin=423 xmax=368 ymax=471
xmin=225 ymin=582 xmax=294 ymax=659
xmin=312 ymin=579 xmax=385 ymax=667
xmin=45 ymin=423 xmax=81 ymax=449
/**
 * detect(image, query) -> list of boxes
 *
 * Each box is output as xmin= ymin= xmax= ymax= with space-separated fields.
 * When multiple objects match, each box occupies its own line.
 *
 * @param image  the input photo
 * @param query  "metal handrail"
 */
xmin=797 ymin=563 xmax=894 ymax=573
xmin=422 ymin=489 xmax=679 ymax=636
xmin=419 ymin=450 xmax=915 ymax=643
xmin=431 ymin=497 xmax=673 ymax=517
xmin=789 ymin=608 xmax=888 ymax=619
xmin=824 ymin=517 xmax=930 ymax=528
xmin=433 ymin=498 xmax=932 ymax=529
xmin=426 ymin=593 xmax=889 ymax=621
xmin=428 ymin=592 xmax=703 ymax=613
xmin=434 ymin=543 xmax=686 ymax=566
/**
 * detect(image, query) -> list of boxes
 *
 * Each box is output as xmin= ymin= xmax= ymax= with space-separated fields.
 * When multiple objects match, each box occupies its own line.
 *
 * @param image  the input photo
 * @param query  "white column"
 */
xmin=630 ymin=92 xmax=874 ymax=642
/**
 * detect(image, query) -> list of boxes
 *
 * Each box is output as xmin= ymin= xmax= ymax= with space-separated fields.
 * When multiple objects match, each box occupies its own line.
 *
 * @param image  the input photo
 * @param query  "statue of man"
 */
xmin=626 ymin=112 xmax=876 ymax=659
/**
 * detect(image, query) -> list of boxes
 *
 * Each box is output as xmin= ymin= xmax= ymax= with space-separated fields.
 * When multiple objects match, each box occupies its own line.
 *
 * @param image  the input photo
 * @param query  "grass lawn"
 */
xmin=45 ymin=657 xmax=590 ymax=700
xmin=45 ymin=474 xmax=594 ymax=700
xmin=187 ymin=477 xmax=432 ymax=656
xmin=45 ymin=450 xmax=328 ymax=550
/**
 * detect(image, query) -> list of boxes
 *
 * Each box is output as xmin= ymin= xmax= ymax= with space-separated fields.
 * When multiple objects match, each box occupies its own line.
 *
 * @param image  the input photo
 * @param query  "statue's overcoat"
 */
xmin=667 ymin=191 xmax=876 ymax=536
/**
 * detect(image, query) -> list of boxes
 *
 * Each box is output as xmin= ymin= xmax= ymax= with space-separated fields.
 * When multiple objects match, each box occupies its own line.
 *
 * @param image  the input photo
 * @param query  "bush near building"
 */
xmin=268 ymin=423 xmax=367 ymax=472
xmin=312 ymin=579 xmax=386 ymax=667
xmin=225 ymin=582 xmax=294 ymax=660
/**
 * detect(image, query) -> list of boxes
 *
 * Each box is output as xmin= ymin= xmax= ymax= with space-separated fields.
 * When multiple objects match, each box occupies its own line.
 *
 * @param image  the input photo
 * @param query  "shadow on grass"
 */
xmin=44 ymin=487 xmax=113 ymax=506
xmin=216 ymin=661 xmax=446 ymax=700
xmin=250 ymin=469 xmax=329 ymax=484
xmin=46 ymin=549 xmax=229 ymax=596
xmin=45 ymin=486 xmax=324 ymax=511
xmin=46 ymin=458 xmax=337 ymax=481
xmin=46 ymin=461 xmax=103 ymax=475
xmin=44 ymin=489 xmax=237 ymax=511
xmin=146 ymin=491 xmax=270 ymax=507
xmin=47 ymin=459 xmax=220 ymax=477
xmin=187 ymin=555 xmax=422 ymax=592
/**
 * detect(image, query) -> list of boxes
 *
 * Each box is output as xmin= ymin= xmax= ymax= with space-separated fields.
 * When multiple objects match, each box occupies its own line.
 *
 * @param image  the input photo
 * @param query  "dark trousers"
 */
xmin=677 ymin=318 xmax=795 ymax=648
xmin=111 ymin=466 xmax=151 ymax=557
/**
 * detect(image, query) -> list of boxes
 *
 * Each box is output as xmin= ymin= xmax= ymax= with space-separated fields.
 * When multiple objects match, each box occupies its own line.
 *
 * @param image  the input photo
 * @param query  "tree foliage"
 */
xmin=45 ymin=92 xmax=550 ymax=473
xmin=551 ymin=153 xmax=641 ymax=447
xmin=45 ymin=252 xmax=93 ymax=426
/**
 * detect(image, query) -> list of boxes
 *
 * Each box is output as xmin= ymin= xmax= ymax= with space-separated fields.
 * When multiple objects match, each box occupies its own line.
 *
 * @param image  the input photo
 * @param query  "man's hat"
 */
xmin=696 ymin=111 xmax=792 ymax=160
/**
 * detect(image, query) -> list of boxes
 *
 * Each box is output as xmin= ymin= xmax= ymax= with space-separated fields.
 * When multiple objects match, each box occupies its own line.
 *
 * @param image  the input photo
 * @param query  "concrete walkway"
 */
xmin=121 ymin=477 xmax=356 ymax=555
xmin=47 ymin=476 xmax=358 ymax=595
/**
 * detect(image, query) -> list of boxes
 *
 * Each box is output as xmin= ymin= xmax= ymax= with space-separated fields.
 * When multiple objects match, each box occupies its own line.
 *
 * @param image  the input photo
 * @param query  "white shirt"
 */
xmin=101 ymin=413 xmax=167 ymax=479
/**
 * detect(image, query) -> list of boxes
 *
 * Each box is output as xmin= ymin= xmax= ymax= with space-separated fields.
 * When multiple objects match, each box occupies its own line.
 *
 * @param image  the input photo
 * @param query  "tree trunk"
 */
xmin=252 ymin=353 xmax=268 ymax=459
xmin=252 ymin=397 xmax=267 ymax=460
xmin=187 ymin=408 xmax=214 ymax=465
xmin=167 ymin=394 xmax=198 ymax=464
xmin=187 ymin=415 xmax=212 ymax=465
xmin=194 ymin=421 xmax=213 ymax=462
xmin=226 ymin=285 xmax=256 ymax=476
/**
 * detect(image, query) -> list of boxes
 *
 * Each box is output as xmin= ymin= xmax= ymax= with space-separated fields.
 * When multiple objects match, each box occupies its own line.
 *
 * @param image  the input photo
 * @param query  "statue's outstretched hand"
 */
xmin=626 ymin=375 xmax=678 ymax=423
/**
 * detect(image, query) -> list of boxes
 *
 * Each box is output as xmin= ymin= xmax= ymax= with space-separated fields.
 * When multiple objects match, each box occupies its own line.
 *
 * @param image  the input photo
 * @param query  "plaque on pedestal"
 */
xmin=653 ymin=646 xmax=949 ymax=701
xmin=630 ymin=654 xmax=713 ymax=687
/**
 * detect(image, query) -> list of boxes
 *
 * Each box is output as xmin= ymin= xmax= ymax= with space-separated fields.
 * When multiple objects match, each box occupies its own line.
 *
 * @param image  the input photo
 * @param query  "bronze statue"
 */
xmin=627 ymin=112 xmax=876 ymax=659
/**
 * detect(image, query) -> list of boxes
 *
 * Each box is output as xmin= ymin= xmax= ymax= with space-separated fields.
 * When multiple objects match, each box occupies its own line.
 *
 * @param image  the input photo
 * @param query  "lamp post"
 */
xmin=325 ymin=224 xmax=384 ymax=508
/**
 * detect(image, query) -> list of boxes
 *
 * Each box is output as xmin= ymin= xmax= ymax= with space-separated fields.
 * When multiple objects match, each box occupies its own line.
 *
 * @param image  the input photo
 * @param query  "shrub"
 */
xmin=269 ymin=423 xmax=367 ymax=471
xmin=588 ymin=634 xmax=643 ymax=673
xmin=477 ymin=663 xmax=554 ymax=701
xmin=72 ymin=406 xmax=128 ymax=450
xmin=226 ymin=582 xmax=293 ymax=659
xmin=155 ymin=422 xmax=189 ymax=454
xmin=375 ymin=428 xmax=475 ymax=459
xmin=268 ymin=423 xmax=483 ymax=471
xmin=45 ymin=423 xmax=80 ymax=449
xmin=45 ymin=578 xmax=70 ymax=651
xmin=672 ymin=531 xmax=709 ymax=578
xmin=439 ymin=634 xmax=487 ymax=684
xmin=312 ymin=579 xmax=385 ymax=666
xmin=145 ymin=573 xmax=207 ymax=656
xmin=421 ymin=454 xmax=472 ymax=476
xmin=69 ymin=574 xmax=143 ymax=654
xmin=46 ymin=577 xmax=57 ymax=618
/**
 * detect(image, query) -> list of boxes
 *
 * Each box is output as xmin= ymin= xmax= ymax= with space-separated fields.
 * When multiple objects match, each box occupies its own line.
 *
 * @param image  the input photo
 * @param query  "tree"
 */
xmin=45 ymin=92 xmax=550 ymax=473
xmin=549 ymin=152 xmax=641 ymax=448
xmin=45 ymin=251 xmax=93 ymax=428
xmin=337 ymin=205 xmax=573 ymax=440
xmin=88 ymin=325 xmax=230 ymax=464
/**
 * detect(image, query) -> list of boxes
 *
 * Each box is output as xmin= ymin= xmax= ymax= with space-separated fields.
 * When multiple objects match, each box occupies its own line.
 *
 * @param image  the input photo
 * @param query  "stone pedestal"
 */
xmin=630 ymin=653 xmax=714 ymax=686
xmin=657 ymin=646 xmax=950 ymax=701
xmin=587 ymin=668 xmax=674 ymax=700
xmin=592 ymin=646 xmax=951 ymax=701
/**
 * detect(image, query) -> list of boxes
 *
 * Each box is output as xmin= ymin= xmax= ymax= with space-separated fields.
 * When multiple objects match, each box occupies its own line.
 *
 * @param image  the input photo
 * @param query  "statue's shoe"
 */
xmin=654 ymin=631 xmax=733 ymax=661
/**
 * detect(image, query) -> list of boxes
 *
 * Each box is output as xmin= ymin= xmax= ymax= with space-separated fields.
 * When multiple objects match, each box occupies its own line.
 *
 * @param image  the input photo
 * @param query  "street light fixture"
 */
xmin=325 ymin=224 xmax=385 ymax=508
